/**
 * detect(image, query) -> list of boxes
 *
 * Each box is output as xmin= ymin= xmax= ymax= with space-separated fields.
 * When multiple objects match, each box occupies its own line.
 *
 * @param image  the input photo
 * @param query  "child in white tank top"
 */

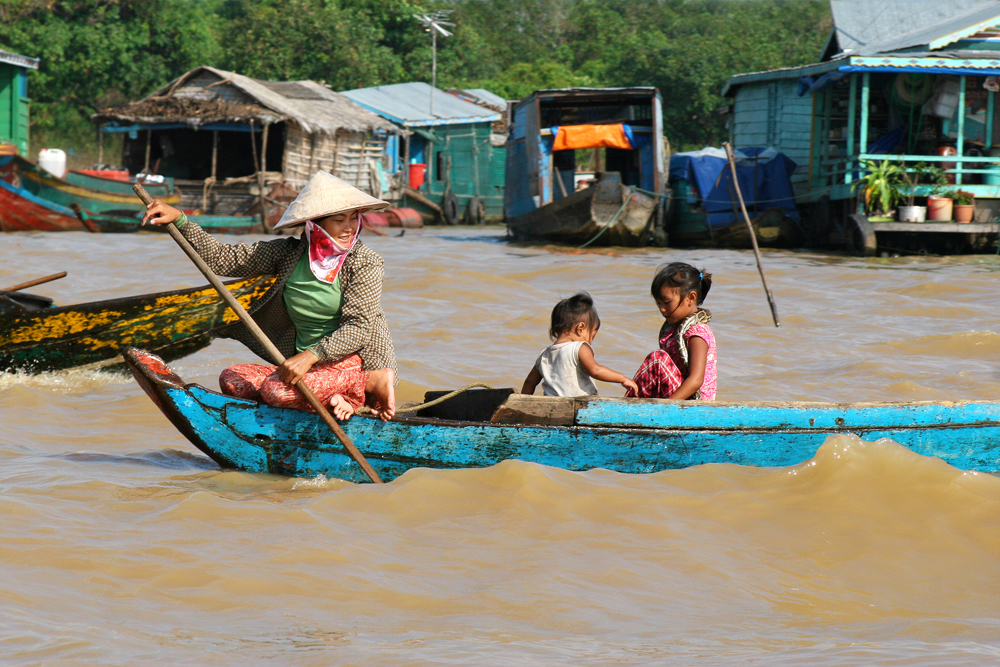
xmin=521 ymin=292 xmax=638 ymax=397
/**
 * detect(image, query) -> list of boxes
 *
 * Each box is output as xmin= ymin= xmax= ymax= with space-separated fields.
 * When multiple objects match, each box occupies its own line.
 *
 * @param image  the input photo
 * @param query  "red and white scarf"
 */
xmin=304 ymin=213 xmax=362 ymax=284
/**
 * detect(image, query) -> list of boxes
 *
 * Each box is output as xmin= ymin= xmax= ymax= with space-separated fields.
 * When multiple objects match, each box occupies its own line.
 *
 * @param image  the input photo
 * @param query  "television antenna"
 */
xmin=413 ymin=10 xmax=455 ymax=116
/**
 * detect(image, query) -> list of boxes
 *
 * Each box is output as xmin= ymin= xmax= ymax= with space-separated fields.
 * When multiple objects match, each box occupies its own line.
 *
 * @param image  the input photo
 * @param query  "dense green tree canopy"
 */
xmin=0 ymin=0 xmax=831 ymax=155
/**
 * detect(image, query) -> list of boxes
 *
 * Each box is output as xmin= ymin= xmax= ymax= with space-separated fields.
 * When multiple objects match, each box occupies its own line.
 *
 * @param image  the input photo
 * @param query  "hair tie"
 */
xmin=699 ymin=270 xmax=703 ymax=280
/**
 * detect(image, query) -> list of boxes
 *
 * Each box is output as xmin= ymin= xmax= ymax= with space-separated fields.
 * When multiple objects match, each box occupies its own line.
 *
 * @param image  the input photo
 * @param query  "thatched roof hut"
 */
xmin=93 ymin=66 xmax=405 ymax=211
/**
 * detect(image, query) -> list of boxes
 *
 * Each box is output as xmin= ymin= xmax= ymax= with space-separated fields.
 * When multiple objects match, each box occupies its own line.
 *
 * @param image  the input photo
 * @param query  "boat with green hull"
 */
xmin=1 ymin=276 xmax=274 ymax=373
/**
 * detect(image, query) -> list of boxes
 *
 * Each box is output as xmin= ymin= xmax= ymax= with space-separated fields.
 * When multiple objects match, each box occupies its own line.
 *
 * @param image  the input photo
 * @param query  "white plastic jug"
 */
xmin=38 ymin=148 xmax=67 ymax=178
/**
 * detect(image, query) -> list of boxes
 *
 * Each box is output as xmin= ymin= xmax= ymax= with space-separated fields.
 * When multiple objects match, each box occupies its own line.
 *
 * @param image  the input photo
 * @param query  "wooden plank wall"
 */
xmin=282 ymin=126 xmax=386 ymax=194
xmin=733 ymin=80 xmax=813 ymax=195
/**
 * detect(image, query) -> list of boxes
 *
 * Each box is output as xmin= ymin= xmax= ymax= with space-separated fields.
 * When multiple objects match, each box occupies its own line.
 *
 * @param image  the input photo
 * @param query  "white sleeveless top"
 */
xmin=535 ymin=340 xmax=599 ymax=397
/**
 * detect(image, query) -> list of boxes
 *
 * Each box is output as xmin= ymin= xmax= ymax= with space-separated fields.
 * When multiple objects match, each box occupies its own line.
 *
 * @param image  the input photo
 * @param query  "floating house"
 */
xmin=92 ymin=66 xmax=402 ymax=216
xmin=504 ymin=87 xmax=668 ymax=246
xmin=723 ymin=0 xmax=1000 ymax=254
xmin=341 ymin=82 xmax=505 ymax=222
xmin=0 ymin=49 xmax=39 ymax=156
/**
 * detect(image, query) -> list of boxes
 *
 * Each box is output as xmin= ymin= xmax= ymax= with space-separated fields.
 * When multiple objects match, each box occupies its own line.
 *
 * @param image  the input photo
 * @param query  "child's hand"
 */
xmin=622 ymin=378 xmax=638 ymax=393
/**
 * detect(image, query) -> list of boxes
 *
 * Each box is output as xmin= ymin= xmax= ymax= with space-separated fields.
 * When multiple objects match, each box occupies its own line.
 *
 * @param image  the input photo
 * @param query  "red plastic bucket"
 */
xmin=407 ymin=163 xmax=427 ymax=190
xmin=384 ymin=207 xmax=423 ymax=228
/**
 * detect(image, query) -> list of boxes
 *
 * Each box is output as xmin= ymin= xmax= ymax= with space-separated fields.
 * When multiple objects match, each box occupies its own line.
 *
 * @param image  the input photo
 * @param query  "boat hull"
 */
xmin=0 ymin=277 xmax=274 ymax=373
xmin=506 ymin=172 xmax=657 ymax=247
xmin=74 ymin=208 xmax=266 ymax=235
xmin=0 ymin=178 xmax=86 ymax=231
xmin=65 ymin=170 xmax=175 ymax=197
xmin=1 ymin=155 xmax=180 ymax=218
xmin=124 ymin=348 xmax=1000 ymax=483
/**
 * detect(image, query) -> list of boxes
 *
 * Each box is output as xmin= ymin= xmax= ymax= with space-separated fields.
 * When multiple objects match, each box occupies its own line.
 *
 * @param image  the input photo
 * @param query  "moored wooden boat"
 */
xmin=506 ymin=171 xmax=657 ymax=246
xmin=0 ymin=154 xmax=180 ymax=217
xmin=73 ymin=207 xmax=266 ymax=235
xmin=0 ymin=177 xmax=86 ymax=232
xmin=65 ymin=170 xmax=176 ymax=197
xmin=0 ymin=276 xmax=274 ymax=373
xmin=124 ymin=346 xmax=1000 ymax=483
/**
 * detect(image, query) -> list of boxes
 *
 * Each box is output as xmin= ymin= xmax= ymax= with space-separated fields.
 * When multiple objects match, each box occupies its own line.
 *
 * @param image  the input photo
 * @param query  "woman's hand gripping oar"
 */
xmin=133 ymin=184 xmax=384 ymax=484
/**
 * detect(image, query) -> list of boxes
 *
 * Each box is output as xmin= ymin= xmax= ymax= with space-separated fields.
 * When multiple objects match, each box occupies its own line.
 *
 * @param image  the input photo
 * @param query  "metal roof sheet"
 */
xmin=0 ymin=49 xmax=39 ymax=70
xmin=463 ymin=88 xmax=508 ymax=108
xmin=340 ymin=82 xmax=501 ymax=126
xmin=829 ymin=0 xmax=997 ymax=55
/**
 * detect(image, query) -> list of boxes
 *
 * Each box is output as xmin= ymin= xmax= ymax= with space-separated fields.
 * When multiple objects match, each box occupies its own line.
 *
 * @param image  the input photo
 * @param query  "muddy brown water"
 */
xmin=1 ymin=228 xmax=998 ymax=665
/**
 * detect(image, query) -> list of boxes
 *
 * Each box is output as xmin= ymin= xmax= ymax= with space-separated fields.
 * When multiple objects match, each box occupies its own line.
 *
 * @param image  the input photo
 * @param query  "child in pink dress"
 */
xmin=626 ymin=262 xmax=717 ymax=400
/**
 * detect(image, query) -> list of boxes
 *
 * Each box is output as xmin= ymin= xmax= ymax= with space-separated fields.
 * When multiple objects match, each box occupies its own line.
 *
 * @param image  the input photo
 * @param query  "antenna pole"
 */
xmin=431 ymin=29 xmax=436 ymax=116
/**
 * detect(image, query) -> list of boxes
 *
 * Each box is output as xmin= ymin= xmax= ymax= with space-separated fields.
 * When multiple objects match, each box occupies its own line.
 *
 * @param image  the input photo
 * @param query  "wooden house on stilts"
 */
xmin=92 ymin=66 xmax=404 ymax=223
xmin=723 ymin=0 xmax=1000 ymax=255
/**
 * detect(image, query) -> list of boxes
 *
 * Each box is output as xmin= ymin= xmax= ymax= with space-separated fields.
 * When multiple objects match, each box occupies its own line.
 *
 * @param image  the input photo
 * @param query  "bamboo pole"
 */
xmin=722 ymin=142 xmax=780 ymax=327
xmin=132 ymin=184 xmax=384 ymax=483
xmin=143 ymin=129 xmax=152 ymax=174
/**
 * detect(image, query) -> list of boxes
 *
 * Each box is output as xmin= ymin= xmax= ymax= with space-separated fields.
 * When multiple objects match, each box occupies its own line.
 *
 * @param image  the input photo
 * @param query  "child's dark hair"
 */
xmin=651 ymin=262 xmax=712 ymax=304
xmin=550 ymin=291 xmax=601 ymax=340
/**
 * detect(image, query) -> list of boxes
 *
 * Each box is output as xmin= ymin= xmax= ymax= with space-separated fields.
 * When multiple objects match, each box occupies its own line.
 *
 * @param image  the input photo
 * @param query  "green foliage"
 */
xmin=2 ymin=0 xmax=832 ymax=161
xmin=902 ymin=162 xmax=948 ymax=205
xmin=854 ymin=159 xmax=906 ymax=215
xmin=950 ymin=189 xmax=975 ymax=205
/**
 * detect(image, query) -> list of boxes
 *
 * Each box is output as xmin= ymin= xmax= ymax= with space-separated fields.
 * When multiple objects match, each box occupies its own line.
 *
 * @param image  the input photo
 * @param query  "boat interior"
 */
xmin=415 ymin=388 xmax=577 ymax=426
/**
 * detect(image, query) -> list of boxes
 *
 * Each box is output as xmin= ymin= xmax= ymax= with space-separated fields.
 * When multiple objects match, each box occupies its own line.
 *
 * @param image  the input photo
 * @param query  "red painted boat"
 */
xmin=0 ymin=177 xmax=85 ymax=232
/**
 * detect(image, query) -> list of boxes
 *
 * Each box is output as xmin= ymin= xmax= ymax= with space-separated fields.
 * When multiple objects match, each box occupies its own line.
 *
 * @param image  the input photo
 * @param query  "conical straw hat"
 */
xmin=273 ymin=171 xmax=389 ymax=231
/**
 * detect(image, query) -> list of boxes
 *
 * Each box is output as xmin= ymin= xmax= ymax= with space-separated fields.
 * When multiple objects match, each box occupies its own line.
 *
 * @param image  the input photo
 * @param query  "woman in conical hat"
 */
xmin=142 ymin=171 xmax=396 ymax=420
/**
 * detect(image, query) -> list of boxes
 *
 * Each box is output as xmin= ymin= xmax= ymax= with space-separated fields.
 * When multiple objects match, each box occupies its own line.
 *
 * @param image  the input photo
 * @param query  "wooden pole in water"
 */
xmin=132 ymin=183 xmax=384 ymax=483
xmin=723 ymin=142 xmax=780 ymax=327
xmin=143 ymin=129 xmax=152 ymax=174
xmin=258 ymin=122 xmax=270 ymax=229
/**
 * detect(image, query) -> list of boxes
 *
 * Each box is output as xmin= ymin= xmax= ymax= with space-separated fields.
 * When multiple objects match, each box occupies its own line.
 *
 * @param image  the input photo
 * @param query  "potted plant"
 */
xmin=952 ymin=190 xmax=975 ymax=223
xmin=899 ymin=162 xmax=947 ymax=222
xmin=853 ymin=159 xmax=905 ymax=220
xmin=927 ymin=185 xmax=954 ymax=221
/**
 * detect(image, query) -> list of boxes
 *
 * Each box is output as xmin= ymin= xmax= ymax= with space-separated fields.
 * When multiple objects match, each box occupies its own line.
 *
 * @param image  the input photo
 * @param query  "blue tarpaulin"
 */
xmin=669 ymin=147 xmax=798 ymax=228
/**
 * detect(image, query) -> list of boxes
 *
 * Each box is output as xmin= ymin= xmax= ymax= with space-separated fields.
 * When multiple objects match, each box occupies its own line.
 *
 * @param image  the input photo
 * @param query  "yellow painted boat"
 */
xmin=0 ymin=276 xmax=274 ymax=372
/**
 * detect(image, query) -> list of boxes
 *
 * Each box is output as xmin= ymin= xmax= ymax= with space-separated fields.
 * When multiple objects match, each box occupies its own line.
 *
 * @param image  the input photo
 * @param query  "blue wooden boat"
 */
xmin=504 ymin=87 xmax=669 ymax=246
xmin=124 ymin=347 xmax=1000 ymax=483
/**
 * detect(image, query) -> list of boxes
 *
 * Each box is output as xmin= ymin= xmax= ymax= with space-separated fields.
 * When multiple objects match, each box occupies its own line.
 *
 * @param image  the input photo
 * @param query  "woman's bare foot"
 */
xmin=328 ymin=393 xmax=356 ymax=420
xmin=365 ymin=368 xmax=396 ymax=421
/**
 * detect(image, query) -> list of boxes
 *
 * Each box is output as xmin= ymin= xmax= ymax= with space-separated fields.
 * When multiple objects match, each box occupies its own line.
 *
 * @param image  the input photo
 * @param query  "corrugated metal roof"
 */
xmin=829 ymin=0 xmax=996 ymax=55
xmin=464 ymin=88 xmax=508 ymax=108
xmin=340 ymin=82 xmax=502 ymax=126
xmin=98 ymin=66 xmax=401 ymax=135
xmin=722 ymin=60 xmax=845 ymax=97
xmin=0 ymin=49 xmax=39 ymax=70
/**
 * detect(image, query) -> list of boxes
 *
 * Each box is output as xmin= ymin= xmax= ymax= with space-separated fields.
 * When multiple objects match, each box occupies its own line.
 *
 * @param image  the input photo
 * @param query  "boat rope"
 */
xmin=577 ymin=195 xmax=632 ymax=248
xmin=355 ymin=382 xmax=496 ymax=416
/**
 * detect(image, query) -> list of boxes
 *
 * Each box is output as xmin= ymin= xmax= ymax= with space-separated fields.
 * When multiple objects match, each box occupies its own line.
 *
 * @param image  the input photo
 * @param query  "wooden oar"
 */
xmin=1 ymin=271 xmax=67 ymax=292
xmin=132 ymin=184 xmax=384 ymax=484
xmin=722 ymin=143 xmax=780 ymax=328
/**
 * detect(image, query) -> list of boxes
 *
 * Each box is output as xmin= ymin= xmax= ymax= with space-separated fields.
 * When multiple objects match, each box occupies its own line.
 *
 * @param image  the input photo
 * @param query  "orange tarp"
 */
xmin=552 ymin=124 xmax=631 ymax=151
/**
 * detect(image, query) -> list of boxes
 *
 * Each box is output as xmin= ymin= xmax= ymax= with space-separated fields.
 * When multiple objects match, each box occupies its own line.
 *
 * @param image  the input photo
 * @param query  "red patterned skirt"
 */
xmin=624 ymin=349 xmax=684 ymax=399
xmin=219 ymin=353 xmax=369 ymax=413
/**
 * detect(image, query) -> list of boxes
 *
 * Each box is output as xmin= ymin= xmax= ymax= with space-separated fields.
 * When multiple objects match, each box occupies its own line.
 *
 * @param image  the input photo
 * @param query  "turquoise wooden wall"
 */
xmin=731 ymin=79 xmax=813 ymax=195
xmin=423 ymin=122 xmax=505 ymax=217
xmin=0 ymin=63 xmax=30 ymax=155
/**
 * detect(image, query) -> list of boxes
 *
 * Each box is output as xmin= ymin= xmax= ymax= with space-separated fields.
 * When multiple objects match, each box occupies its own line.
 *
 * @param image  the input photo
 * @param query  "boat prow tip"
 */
xmin=122 ymin=346 xmax=187 ymax=389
